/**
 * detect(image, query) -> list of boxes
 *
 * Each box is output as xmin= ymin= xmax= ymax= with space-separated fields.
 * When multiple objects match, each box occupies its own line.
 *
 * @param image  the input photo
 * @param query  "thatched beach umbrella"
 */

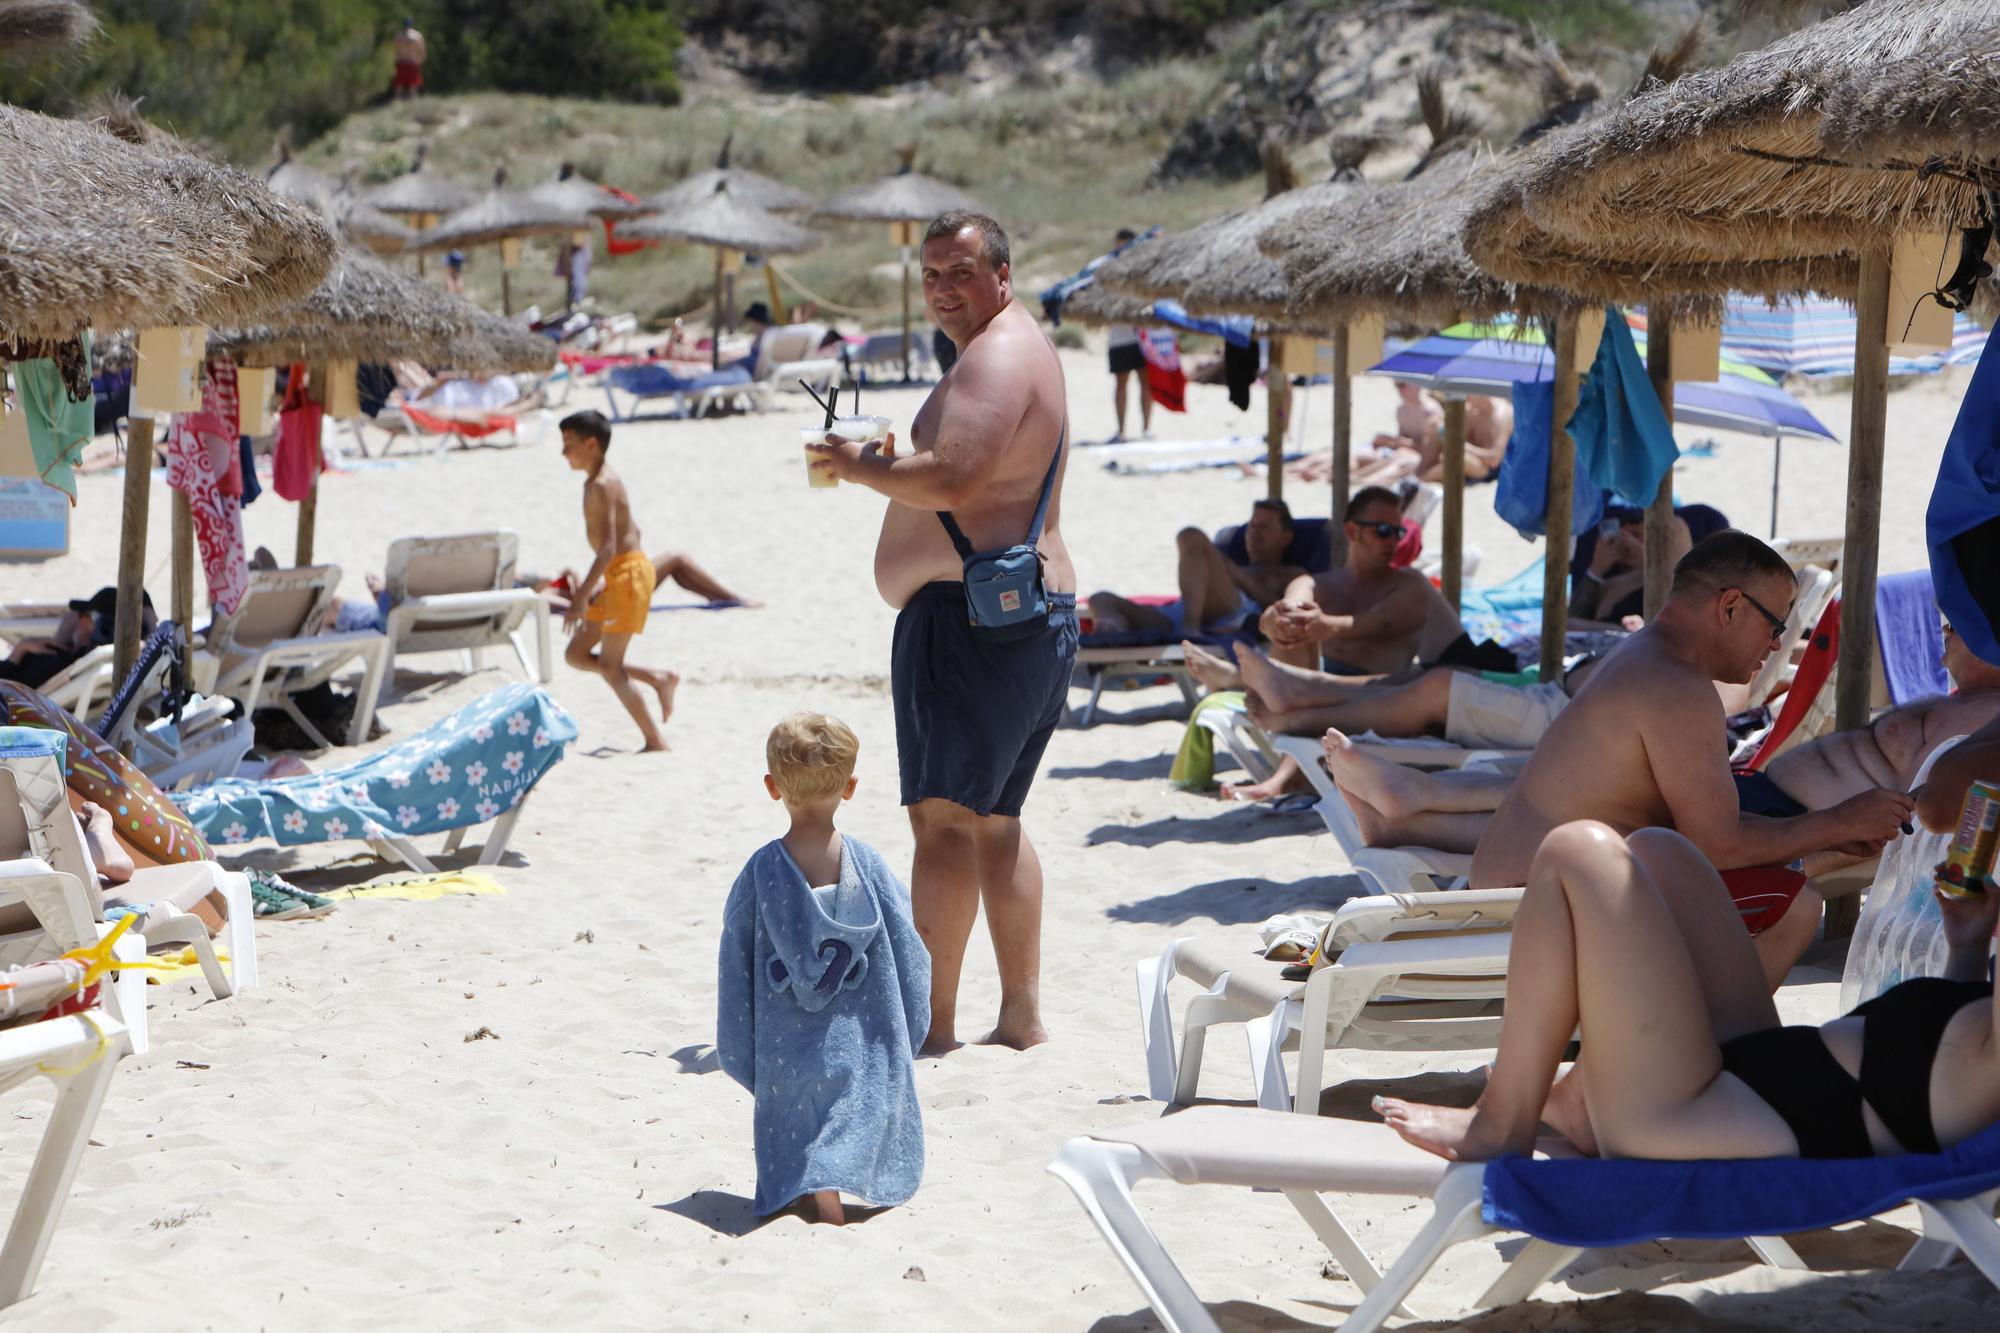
xmin=1457 ymin=0 xmax=1998 ymax=726
xmin=0 ymin=0 xmax=96 ymax=55
xmin=213 ymin=248 xmax=481 ymax=367
xmin=623 ymin=179 xmax=824 ymax=369
xmin=450 ymin=308 xmax=559 ymax=376
xmin=524 ymin=170 xmax=647 ymax=221
xmin=818 ymin=147 xmax=983 ymax=380
xmin=362 ymin=145 xmax=476 ymax=221
xmin=639 ymin=136 xmax=815 ymax=218
xmin=414 ymin=169 xmax=591 ymax=316
xmin=330 ymin=194 xmax=415 ymax=257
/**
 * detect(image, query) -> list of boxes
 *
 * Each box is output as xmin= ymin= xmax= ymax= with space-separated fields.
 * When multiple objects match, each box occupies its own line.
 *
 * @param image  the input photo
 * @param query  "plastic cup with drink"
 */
xmin=803 ymin=414 xmax=892 ymax=489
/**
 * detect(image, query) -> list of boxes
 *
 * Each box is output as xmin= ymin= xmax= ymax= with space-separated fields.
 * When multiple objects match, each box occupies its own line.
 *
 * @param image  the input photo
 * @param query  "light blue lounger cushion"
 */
xmin=174 ymin=682 xmax=577 ymax=846
xmin=608 ymin=362 xmax=750 ymax=397
xmin=1484 ymin=1118 xmax=2000 ymax=1249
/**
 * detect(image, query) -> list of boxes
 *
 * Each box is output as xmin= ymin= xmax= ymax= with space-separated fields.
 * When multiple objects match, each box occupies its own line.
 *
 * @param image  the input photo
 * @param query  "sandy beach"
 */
xmin=1 ymin=342 xmax=1994 ymax=1330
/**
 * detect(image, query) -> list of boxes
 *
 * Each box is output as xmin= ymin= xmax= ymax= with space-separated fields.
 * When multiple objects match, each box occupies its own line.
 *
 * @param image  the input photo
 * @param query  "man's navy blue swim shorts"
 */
xmin=891 ymin=581 xmax=1079 ymax=818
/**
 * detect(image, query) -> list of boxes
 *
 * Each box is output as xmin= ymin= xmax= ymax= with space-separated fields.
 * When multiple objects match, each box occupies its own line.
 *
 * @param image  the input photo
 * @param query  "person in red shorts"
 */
xmin=391 ymin=18 xmax=426 ymax=100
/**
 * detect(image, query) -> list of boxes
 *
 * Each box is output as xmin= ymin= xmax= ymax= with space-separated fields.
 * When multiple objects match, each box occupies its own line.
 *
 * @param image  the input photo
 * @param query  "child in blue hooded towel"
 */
xmin=717 ymin=712 xmax=931 ymax=1222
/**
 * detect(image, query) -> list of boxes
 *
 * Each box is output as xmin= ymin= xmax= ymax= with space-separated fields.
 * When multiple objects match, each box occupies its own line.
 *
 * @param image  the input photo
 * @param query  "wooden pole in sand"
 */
xmin=295 ymin=477 xmax=317 ymax=567
xmin=1643 ymin=313 xmax=1676 ymax=622
xmin=171 ymin=489 xmax=194 ymax=655
xmin=1265 ymin=344 xmax=1287 ymax=502
xmin=112 ymin=415 xmax=156 ymax=688
xmin=710 ymin=246 xmax=725 ymax=372
xmin=1329 ymin=321 xmax=1351 ymax=568
xmin=1835 ymin=246 xmax=1892 ymax=732
xmin=900 ymin=235 xmax=914 ymax=382
xmin=1540 ymin=309 xmax=1582 ymax=682
xmin=1441 ymin=396 xmax=1467 ymax=613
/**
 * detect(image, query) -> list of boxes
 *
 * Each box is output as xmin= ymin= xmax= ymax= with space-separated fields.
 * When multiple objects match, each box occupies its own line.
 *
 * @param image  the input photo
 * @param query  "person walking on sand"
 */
xmin=807 ymin=210 xmax=1076 ymax=1055
xmin=391 ymin=18 xmax=426 ymax=100
xmin=1106 ymin=229 xmax=1151 ymax=442
xmin=558 ymin=410 xmax=679 ymax=752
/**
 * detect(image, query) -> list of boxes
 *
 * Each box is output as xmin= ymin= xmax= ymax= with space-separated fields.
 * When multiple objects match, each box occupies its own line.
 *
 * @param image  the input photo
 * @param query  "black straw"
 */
xmin=850 ymin=378 xmax=859 ymax=416
xmin=799 ymin=378 xmax=835 ymax=427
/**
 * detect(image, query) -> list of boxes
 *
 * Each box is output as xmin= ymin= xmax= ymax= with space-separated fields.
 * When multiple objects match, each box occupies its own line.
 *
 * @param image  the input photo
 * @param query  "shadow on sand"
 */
xmin=1105 ymin=873 xmax=1365 ymax=927
xmin=1087 ymin=805 xmax=1319 ymax=849
xmin=1048 ymin=753 xmax=1179 ymax=783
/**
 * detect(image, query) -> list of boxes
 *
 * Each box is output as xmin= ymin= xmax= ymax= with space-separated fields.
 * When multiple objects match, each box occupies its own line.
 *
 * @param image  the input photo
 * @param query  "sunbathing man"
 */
xmin=1327 ymin=533 xmax=1915 ymax=976
xmin=1086 ymin=498 xmax=1303 ymax=641
xmin=1377 ymin=821 xmax=2000 ymax=1163
xmin=1260 ymin=485 xmax=1449 ymax=674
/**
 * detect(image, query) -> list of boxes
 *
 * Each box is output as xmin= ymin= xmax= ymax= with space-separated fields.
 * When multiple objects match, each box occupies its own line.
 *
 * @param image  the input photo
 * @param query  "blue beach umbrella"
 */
xmin=1371 ymin=318 xmax=1838 ymax=534
xmin=1722 ymin=294 xmax=1988 ymax=379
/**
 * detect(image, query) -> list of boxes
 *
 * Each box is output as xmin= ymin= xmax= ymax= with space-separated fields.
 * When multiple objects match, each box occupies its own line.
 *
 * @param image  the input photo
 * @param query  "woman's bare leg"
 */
xmin=1378 ymin=823 xmax=1796 ymax=1161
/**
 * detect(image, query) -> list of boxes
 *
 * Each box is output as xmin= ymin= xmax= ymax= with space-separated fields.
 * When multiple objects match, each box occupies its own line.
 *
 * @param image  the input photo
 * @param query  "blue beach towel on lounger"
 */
xmin=1482 ymin=1117 xmax=2000 ymax=1249
xmin=1874 ymin=568 xmax=1950 ymax=704
xmin=173 ymin=683 xmax=576 ymax=846
xmin=608 ymin=362 xmax=751 ymax=398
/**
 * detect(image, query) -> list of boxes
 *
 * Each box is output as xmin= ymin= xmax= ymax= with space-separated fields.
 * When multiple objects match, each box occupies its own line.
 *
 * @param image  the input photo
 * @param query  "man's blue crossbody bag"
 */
xmin=936 ymin=430 xmax=1064 ymax=642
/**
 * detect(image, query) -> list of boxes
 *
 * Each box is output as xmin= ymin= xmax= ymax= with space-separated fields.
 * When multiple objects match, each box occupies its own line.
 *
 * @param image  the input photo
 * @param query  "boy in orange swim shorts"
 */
xmin=560 ymin=410 xmax=680 ymax=751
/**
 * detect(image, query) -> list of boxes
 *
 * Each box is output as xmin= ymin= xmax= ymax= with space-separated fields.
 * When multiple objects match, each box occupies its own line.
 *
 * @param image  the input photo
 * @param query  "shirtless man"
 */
xmin=1261 ymin=485 xmax=1437 ymax=674
xmin=1318 ymin=532 xmax=1915 ymax=974
xmin=1086 ymin=498 xmax=1302 ymax=641
xmin=391 ymin=19 xmax=426 ymax=100
xmin=1457 ymin=393 xmax=1512 ymax=481
xmin=558 ymin=410 xmax=679 ymax=752
xmin=808 ymin=211 xmax=1073 ymax=1055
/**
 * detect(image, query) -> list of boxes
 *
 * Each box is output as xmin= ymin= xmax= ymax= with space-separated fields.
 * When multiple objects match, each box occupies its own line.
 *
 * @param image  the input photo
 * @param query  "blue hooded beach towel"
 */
xmin=1569 ymin=305 xmax=1679 ymax=507
xmin=174 ymin=682 xmax=576 ymax=846
xmin=1928 ymin=331 xmax=2000 ymax=670
xmin=1483 ymin=1117 xmax=2000 ymax=1249
xmin=717 ymin=835 xmax=930 ymax=1215
xmin=1494 ymin=380 xmax=1603 ymax=541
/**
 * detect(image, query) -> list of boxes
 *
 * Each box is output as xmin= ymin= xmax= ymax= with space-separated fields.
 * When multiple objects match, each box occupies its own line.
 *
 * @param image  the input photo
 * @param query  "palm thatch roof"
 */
xmin=450 ymin=309 xmax=557 ymax=375
xmin=1059 ymin=281 xmax=1165 ymax=331
xmin=523 ymin=171 xmax=647 ymax=221
xmin=642 ymin=167 xmax=815 ymax=217
xmin=0 ymin=0 xmax=95 ymax=55
xmin=413 ymin=170 xmax=592 ymax=253
xmin=212 ymin=249 xmax=481 ymax=366
xmin=1819 ymin=34 xmax=2000 ymax=165
xmin=622 ymin=180 xmax=824 ymax=254
xmin=265 ymin=146 xmax=339 ymax=207
xmin=817 ymin=146 xmax=983 ymax=223
xmin=0 ymin=102 xmax=335 ymax=340
xmin=363 ymin=146 xmax=477 ymax=220
xmin=1467 ymin=0 xmax=1995 ymax=273
xmin=329 ymin=194 xmax=415 ymax=256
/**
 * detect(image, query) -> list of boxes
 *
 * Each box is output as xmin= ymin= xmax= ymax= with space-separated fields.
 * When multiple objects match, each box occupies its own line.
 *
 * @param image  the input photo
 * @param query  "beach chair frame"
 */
xmin=194 ymin=565 xmax=389 ymax=749
xmin=382 ymin=531 xmax=552 ymax=684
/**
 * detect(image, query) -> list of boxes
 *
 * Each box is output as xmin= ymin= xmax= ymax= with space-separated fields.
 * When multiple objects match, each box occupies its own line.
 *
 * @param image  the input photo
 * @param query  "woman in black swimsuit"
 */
xmin=1377 ymin=820 xmax=2000 ymax=1162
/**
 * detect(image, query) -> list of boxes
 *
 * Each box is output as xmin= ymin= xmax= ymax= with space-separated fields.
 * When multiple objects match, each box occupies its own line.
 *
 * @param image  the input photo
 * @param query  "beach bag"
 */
xmin=273 ymin=364 xmax=322 ymax=502
xmin=936 ymin=431 xmax=1064 ymax=642
xmin=1495 ymin=380 xmax=1603 ymax=541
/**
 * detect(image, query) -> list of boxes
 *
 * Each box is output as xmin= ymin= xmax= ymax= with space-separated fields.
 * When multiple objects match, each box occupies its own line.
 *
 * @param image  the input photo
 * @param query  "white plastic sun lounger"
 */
xmin=1071 ymin=643 xmax=1200 ymax=727
xmin=1138 ymin=888 xmax=1518 ymax=1111
xmin=382 ymin=531 xmax=552 ymax=683
xmin=1265 ymin=732 xmax=1474 ymax=894
xmin=0 ymin=1008 xmax=132 ymax=1309
xmin=192 ymin=565 xmax=390 ymax=749
xmin=1050 ymin=1107 xmax=1918 ymax=1333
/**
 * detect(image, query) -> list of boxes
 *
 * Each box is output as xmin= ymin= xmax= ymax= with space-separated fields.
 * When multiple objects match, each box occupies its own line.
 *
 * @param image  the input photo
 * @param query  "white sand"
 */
xmin=1 ymin=344 xmax=1995 ymax=1329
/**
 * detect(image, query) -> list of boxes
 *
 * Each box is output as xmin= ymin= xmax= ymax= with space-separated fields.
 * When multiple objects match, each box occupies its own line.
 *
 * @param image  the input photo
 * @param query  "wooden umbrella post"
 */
xmin=1836 ymin=246 xmax=1892 ymax=732
xmin=1441 ymin=395 xmax=1467 ymax=613
xmin=296 ymin=476 xmax=317 ymax=566
xmin=900 ymin=235 xmax=914 ymax=383
xmin=112 ymin=415 xmax=156 ymax=688
xmin=171 ymin=489 xmax=194 ymax=654
xmin=1329 ymin=321 xmax=1352 ymax=568
xmin=500 ymin=267 xmax=513 ymax=317
xmin=1644 ymin=313 xmax=1676 ymax=622
xmin=764 ymin=262 xmax=788 ymax=326
xmin=1541 ymin=309 xmax=1582 ymax=682
xmin=711 ymin=246 xmax=725 ymax=372
xmin=1264 ymin=348 xmax=1288 ymax=502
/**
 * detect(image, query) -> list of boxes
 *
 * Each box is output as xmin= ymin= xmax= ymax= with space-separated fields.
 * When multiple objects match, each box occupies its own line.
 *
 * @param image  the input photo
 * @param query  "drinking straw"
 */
xmin=798 ymin=379 xmax=836 ymax=427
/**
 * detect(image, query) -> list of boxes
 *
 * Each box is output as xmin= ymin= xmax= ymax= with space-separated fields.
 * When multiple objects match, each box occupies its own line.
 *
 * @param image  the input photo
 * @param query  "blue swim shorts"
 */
xmin=891 ymin=581 xmax=1079 ymax=818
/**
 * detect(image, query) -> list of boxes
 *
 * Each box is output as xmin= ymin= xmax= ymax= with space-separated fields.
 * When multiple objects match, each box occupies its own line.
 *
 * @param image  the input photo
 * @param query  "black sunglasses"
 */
xmin=1352 ymin=520 xmax=1403 ymax=540
xmin=1731 ymin=586 xmax=1789 ymax=641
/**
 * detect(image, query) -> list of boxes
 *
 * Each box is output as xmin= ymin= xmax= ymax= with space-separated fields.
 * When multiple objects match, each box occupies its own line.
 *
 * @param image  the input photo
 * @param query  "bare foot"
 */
xmin=1373 ymin=1096 xmax=1527 ymax=1162
xmin=1319 ymin=728 xmax=1430 ymax=821
xmin=639 ymin=738 xmax=670 ymax=753
xmin=734 ymin=598 xmax=765 ymax=609
xmin=813 ymin=1190 xmax=846 ymax=1225
xmin=1540 ymin=1068 xmax=1599 ymax=1157
xmin=980 ymin=1019 xmax=1051 ymax=1050
xmin=654 ymin=669 xmax=681 ymax=724
xmin=1221 ymin=761 xmax=1306 ymax=803
xmin=1243 ymin=690 xmax=1310 ymax=737
xmin=918 ymin=1028 xmax=964 ymax=1059
xmin=1233 ymin=644 xmax=1319 ymax=716
xmin=1180 ymin=640 xmax=1243 ymax=693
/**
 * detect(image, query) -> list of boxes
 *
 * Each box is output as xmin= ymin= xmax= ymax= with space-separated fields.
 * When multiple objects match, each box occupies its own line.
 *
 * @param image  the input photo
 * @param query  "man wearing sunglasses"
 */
xmin=1320 ymin=532 xmax=1919 ymax=981
xmin=1258 ymin=484 xmax=1449 ymax=677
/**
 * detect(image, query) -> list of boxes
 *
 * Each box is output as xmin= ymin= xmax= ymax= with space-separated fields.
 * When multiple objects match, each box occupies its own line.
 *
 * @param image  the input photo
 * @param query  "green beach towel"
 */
xmin=12 ymin=331 xmax=94 ymax=501
xmin=1171 ymin=690 xmax=1244 ymax=790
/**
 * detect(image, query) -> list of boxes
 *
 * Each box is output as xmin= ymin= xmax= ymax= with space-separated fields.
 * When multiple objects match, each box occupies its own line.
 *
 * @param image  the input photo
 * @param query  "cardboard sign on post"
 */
xmin=0 ymin=399 xmax=32 ymax=479
xmin=1674 ymin=314 xmax=1723 ymax=382
xmin=1888 ymin=231 xmax=1956 ymax=354
xmin=499 ymin=236 xmax=523 ymax=270
xmin=718 ymin=248 xmax=743 ymax=275
xmin=1348 ymin=314 xmax=1386 ymax=371
xmin=1276 ymin=337 xmax=1327 ymax=378
xmin=323 ymin=359 xmax=361 ymax=420
xmin=889 ymin=221 xmax=918 ymax=248
xmin=132 ymin=326 xmax=208 ymax=414
xmin=237 ymin=366 xmax=277 ymax=435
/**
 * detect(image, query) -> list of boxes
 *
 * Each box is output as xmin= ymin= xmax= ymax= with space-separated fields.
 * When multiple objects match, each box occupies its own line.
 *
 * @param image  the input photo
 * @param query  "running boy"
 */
xmin=716 ymin=713 xmax=930 ymax=1222
xmin=558 ymin=410 xmax=679 ymax=751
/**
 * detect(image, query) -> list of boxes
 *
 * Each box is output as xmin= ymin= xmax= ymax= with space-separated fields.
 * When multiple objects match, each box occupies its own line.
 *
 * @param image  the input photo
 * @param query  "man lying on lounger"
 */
xmin=1085 ymin=497 xmax=1305 ymax=641
xmin=1320 ymin=532 xmax=1919 ymax=979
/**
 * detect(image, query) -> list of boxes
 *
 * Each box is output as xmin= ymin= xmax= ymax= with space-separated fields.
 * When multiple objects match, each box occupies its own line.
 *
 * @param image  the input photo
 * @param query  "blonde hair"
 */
xmin=765 ymin=712 xmax=860 ymax=802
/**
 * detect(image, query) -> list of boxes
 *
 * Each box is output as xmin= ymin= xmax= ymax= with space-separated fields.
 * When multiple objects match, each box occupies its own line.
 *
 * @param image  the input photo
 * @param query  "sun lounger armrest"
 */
xmin=391 ymin=589 xmax=542 ymax=617
xmin=0 ymin=858 xmax=96 ymax=950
